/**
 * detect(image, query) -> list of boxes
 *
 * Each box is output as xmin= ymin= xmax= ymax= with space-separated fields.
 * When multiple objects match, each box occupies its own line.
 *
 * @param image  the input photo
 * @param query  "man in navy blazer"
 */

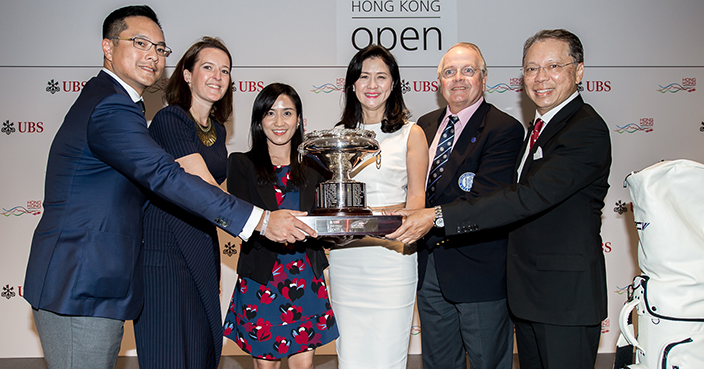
xmin=389 ymin=29 xmax=611 ymax=369
xmin=415 ymin=43 xmax=524 ymax=369
xmin=23 ymin=6 xmax=314 ymax=369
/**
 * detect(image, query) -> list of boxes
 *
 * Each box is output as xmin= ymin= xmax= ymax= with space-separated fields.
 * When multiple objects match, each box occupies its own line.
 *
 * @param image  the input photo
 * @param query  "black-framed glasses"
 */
xmin=111 ymin=37 xmax=172 ymax=57
xmin=440 ymin=66 xmax=478 ymax=79
xmin=522 ymin=62 xmax=576 ymax=77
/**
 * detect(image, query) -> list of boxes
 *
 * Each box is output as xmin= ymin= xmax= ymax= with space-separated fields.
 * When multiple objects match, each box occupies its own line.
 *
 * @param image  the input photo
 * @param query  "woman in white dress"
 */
xmin=328 ymin=44 xmax=428 ymax=369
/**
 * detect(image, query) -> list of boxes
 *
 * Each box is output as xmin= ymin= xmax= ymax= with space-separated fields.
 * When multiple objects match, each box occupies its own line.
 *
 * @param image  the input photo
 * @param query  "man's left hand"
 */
xmin=385 ymin=207 xmax=435 ymax=244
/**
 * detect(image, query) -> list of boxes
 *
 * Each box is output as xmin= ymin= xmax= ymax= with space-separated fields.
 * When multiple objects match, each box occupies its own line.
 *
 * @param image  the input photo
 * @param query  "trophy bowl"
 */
xmin=296 ymin=128 xmax=402 ymax=236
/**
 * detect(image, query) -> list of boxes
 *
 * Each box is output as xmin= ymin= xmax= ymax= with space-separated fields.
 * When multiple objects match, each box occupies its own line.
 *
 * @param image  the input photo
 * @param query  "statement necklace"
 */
xmin=188 ymin=111 xmax=217 ymax=147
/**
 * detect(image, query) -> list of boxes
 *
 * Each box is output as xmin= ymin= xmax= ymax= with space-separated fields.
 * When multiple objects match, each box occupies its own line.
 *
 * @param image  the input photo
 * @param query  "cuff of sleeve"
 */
xmin=239 ymin=207 xmax=264 ymax=242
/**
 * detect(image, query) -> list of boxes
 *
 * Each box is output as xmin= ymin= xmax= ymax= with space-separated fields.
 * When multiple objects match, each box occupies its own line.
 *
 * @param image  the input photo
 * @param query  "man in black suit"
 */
xmin=389 ymin=29 xmax=612 ymax=369
xmin=415 ymin=43 xmax=524 ymax=369
xmin=24 ymin=6 xmax=314 ymax=369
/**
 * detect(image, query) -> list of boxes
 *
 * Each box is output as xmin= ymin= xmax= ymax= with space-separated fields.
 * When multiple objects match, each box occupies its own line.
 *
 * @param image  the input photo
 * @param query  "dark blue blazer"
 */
xmin=24 ymin=71 xmax=253 ymax=320
xmin=417 ymin=102 xmax=524 ymax=303
xmin=443 ymin=95 xmax=611 ymax=325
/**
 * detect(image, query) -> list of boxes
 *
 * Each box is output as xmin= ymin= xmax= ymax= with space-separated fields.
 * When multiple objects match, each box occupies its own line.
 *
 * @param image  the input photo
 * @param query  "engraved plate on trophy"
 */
xmin=296 ymin=128 xmax=402 ymax=236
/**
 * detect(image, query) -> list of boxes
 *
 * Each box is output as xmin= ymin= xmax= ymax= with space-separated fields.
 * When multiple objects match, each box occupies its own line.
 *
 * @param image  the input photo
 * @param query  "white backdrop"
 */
xmin=1 ymin=0 xmax=703 ymax=359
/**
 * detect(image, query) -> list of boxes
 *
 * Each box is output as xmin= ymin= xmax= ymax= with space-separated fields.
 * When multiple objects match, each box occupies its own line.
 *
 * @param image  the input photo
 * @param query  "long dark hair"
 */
xmin=339 ymin=45 xmax=409 ymax=133
xmin=163 ymin=37 xmax=233 ymax=124
xmin=249 ymin=83 xmax=307 ymax=188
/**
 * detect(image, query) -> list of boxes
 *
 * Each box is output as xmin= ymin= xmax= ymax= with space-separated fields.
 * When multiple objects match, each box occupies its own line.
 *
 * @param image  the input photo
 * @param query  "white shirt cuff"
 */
xmin=239 ymin=207 xmax=264 ymax=242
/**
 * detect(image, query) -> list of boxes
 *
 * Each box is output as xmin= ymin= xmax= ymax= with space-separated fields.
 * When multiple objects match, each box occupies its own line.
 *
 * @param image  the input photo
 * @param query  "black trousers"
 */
xmin=514 ymin=317 xmax=601 ymax=369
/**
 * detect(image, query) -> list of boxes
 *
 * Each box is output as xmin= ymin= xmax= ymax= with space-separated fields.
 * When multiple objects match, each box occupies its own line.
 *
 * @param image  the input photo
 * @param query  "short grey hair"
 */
xmin=522 ymin=29 xmax=584 ymax=65
xmin=437 ymin=42 xmax=488 ymax=78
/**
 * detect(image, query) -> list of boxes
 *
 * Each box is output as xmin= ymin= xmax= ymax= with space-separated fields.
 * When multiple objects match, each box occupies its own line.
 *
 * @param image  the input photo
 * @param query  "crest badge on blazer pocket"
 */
xmin=458 ymin=172 xmax=475 ymax=192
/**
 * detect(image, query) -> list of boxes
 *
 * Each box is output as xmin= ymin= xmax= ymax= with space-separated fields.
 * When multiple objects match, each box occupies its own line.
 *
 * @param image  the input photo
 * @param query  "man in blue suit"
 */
xmin=23 ymin=6 xmax=315 ymax=369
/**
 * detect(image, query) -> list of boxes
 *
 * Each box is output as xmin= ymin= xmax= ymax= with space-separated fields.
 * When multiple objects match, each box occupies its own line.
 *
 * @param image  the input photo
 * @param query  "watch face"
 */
xmin=434 ymin=217 xmax=444 ymax=228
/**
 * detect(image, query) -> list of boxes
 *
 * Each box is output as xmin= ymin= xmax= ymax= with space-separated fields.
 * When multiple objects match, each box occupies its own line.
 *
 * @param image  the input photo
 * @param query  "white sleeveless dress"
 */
xmin=328 ymin=122 xmax=418 ymax=369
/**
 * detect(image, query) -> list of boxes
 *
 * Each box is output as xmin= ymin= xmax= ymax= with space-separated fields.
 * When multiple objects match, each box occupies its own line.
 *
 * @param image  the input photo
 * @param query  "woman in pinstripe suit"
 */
xmin=134 ymin=36 xmax=234 ymax=369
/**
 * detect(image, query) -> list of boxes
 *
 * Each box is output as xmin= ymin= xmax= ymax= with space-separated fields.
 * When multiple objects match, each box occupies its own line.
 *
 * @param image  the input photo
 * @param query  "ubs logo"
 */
xmin=236 ymin=81 xmax=265 ymax=93
xmin=2 ymin=120 xmax=43 ymax=135
xmin=401 ymin=79 xmax=439 ymax=94
xmin=613 ymin=200 xmax=630 ymax=214
xmin=45 ymin=79 xmax=88 ymax=94
xmin=585 ymin=80 xmax=611 ymax=92
xmin=2 ymin=285 xmax=19 ymax=300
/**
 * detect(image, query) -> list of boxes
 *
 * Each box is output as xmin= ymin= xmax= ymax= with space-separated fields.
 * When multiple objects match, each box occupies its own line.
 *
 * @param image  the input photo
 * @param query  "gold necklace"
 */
xmin=188 ymin=111 xmax=217 ymax=147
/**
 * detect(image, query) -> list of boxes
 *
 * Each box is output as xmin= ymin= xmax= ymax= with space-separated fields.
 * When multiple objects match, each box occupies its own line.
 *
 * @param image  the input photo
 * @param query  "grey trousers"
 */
xmin=417 ymin=254 xmax=514 ymax=369
xmin=32 ymin=308 xmax=124 ymax=369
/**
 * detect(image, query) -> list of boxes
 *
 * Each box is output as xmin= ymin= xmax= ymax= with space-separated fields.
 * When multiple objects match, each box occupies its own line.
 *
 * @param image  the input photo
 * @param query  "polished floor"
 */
xmin=1 ymin=353 xmax=617 ymax=368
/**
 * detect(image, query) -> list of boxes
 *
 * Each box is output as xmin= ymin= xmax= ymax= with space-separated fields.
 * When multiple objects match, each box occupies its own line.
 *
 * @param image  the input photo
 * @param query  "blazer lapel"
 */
xmin=255 ymin=180 xmax=279 ymax=211
xmin=433 ymin=101 xmax=490 ymax=196
xmin=519 ymin=95 xmax=585 ymax=180
xmin=422 ymin=110 xmax=444 ymax=146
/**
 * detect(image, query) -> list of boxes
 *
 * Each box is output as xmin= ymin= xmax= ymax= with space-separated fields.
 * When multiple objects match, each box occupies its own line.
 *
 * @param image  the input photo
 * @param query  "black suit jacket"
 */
xmin=227 ymin=152 xmax=329 ymax=285
xmin=443 ymin=95 xmax=611 ymax=325
xmin=417 ymin=101 xmax=524 ymax=303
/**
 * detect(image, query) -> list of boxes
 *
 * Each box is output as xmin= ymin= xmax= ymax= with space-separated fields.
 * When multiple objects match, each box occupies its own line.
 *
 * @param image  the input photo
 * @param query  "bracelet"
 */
xmin=259 ymin=210 xmax=271 ymax=236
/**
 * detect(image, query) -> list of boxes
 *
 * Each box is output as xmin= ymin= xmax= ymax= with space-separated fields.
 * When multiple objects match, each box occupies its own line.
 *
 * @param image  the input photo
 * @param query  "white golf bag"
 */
xmin=616 ymin=159 xmax=704 ymax=369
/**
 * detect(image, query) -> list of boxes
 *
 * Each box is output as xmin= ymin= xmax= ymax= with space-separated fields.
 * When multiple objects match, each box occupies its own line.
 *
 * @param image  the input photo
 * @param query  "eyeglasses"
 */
xmin=440 ymin=66 xmax=478 ymax=79
xmin=522 ymin=62 xmax=576 ymax=77
xmin=111 ymin=37 xmax=172 ymax=57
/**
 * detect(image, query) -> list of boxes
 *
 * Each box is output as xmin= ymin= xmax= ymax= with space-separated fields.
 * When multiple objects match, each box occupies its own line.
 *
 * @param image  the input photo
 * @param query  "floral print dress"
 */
xmin=223 ymin=165 xmax=338 ymax=359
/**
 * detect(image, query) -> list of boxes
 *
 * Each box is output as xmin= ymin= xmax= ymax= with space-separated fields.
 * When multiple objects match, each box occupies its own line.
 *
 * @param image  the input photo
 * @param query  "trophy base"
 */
xmin=310 ymin=207 xmax=372 ymax=216
xmin=297 ymin=215 xmax=402 ymax=236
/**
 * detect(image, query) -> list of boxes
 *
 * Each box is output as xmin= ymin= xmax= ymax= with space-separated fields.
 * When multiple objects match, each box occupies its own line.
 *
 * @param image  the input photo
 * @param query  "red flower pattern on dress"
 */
xmin=286 ymin=259 xmax=306 ymax=275
xmin=273 ymin=336 xmax=291 ymax=355
xmin=243 ymin=304 xmax=258 ymax=320
xmin=224 ymin=321 xmax=235 ymax=336
xmin=256 ymin=285 xmax=278 ymax=304
xmin=311 ymin=276 xmax=328 ymax=299
xmin=279 ymin=303 xmax=303 ymax=324
xmin=271 ymin=260 xmax=287 ymax=286
xmin=249 ymin=318 xmax=273 ymax=342
xmin=235 ymin=331 xmax=252 ymax=354
xmin=291 ymin=321 xmax=316 ymax=345
xmin=238 ymin=277 xmax=247 ymax=294
xmin=278 ymin=278 xmax=306 ymax=302
xmin=273 ymin=165 xmax=291 ymax=206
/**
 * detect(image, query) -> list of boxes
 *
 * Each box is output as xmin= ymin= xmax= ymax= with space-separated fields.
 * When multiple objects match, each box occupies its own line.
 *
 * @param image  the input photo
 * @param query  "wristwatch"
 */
xmin=433 ymin=205 xmax=444 ymax=228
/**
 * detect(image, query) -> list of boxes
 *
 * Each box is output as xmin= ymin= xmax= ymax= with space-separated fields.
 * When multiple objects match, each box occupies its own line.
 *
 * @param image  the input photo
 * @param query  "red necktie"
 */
xmin=529 ymin=118 xmax=544 ymax=150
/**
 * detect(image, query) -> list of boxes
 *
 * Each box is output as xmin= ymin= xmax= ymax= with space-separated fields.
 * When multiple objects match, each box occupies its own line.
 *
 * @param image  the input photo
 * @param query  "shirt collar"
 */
xmin=445 ymin=97 xmax=484 ymax=126
xmin=102 ymin=68 xmax=143 ymax=103
xmin=534 ymin=91 xmax=579 ymax=124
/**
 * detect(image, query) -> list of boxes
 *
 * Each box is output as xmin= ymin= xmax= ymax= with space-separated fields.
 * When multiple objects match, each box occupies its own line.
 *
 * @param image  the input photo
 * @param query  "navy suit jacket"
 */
xmin=417 ymin=101 xmax=524 ymax=303
xmin=443 ymin=95 xmax=611 ymax=325
xmin=24 ymin=71 xmax=254 ymax=320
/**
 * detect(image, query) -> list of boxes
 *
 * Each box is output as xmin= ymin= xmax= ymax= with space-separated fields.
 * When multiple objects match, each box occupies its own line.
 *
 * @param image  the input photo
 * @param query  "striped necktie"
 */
xmin=426 ymin=115 xmax=458 ymax=201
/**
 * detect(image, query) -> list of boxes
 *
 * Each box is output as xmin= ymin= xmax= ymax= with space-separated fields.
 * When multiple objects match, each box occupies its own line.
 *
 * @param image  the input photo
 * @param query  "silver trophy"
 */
xmin=297 ymin=128 xmax=402 ymax=236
